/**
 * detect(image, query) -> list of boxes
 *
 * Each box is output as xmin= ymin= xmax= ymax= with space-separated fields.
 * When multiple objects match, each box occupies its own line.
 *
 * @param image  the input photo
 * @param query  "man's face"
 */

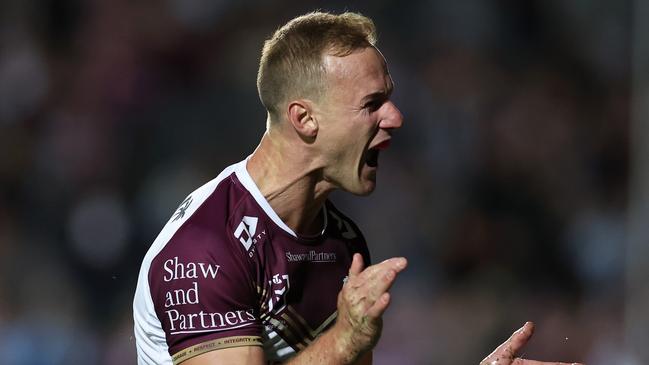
xmin=314 ymin=47 xmax=403 ymax=195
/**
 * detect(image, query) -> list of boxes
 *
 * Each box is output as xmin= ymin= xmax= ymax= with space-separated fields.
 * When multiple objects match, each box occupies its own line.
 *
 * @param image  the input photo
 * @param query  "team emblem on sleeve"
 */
xmin=172 ymin=195 xmax=193 ymax=222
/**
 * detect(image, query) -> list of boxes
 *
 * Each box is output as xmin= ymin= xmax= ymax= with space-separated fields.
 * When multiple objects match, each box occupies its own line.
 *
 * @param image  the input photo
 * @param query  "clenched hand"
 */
xmin=331 ymin=253 xmax=407 ymax=363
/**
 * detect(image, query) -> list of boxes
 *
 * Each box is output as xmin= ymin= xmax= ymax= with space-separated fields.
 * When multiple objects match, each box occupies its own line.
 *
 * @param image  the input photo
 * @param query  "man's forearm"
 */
xmin=285 ymin=325 xmax=366 ymax=365
xmin=285 ymin=255 xmax=405 ymax=365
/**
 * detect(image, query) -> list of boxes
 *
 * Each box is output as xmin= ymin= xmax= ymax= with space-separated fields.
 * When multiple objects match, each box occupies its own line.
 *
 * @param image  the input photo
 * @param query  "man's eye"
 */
xmin=364 ymin=100 xmax=382 ymax=111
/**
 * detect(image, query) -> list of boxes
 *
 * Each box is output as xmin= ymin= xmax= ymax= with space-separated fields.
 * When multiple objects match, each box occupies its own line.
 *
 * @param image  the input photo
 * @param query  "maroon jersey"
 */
xmin=133 ymin=159 xmax=370 ymax=364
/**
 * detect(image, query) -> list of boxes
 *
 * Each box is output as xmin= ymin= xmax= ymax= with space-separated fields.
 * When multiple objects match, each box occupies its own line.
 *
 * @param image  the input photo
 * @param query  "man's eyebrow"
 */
xmin=361 ymin=87 xmax=393 ymax=103
xmin=361 ymin=91 xmax=386 ymax=102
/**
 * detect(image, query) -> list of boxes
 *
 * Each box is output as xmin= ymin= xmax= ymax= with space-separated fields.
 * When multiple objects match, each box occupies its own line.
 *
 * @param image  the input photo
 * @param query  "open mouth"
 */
xmin=365 ymin=140 xmax=391 ymax=168
xmin=366 ymin=148 xmax=379 ymax=167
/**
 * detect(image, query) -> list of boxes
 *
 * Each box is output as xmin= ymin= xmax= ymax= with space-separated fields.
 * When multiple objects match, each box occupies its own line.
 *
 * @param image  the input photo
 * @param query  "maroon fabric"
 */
xmin=147 ymin=172 xmax=370 ymax=356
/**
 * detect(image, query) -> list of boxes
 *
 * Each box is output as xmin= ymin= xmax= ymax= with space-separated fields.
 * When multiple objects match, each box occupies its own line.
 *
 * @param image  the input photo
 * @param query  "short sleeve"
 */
xmin=147 ymin=221 xmax=263 ymax=364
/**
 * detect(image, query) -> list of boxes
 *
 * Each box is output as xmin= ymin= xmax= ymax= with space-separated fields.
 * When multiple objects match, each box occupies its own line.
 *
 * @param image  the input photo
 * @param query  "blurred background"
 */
xmin=0 ymin=0 xmax=644 ymax=364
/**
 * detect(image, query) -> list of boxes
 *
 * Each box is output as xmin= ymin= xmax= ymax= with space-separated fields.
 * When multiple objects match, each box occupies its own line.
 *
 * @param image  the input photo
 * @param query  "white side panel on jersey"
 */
xmin=133 ymin=164 xmax=238 ymax=365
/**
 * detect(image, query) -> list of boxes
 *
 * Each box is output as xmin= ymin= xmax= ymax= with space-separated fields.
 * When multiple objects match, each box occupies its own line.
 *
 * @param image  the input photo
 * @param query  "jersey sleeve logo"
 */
xmin=172 ymin=195 xmax=193 ymax=222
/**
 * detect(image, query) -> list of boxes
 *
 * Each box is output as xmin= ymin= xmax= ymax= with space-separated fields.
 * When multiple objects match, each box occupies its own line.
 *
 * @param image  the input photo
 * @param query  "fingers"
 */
xmin=340 ymin=256 xmax=407 ymax=321
xmin=499 ymin=322 xmax=534 ymax=360
xmin=334 ymin=256 xmax=407 ymax=356
xmin=349 ymin=255 xmax=408 ymax=277
xmin=348 ymin=255 xmax=407 ymax=290
xmin=480 ymin=322 xmax=583 ymax=365
xmin=481 ymin=322 xmax=534 ymax=364
xmin=360 ymin=257 xmax=407 ymax=301
xmin=343 ymin=255 xmax=407 ymax=316
xmin=378 ymin=257 xmax=408 ymax=274
xmin=507 ymin=322 xmax=535 ymax=355
xmin=366 ymin=292 xmax=391 ymax=319
xmin=481 ymin=323 xmax=584 ymax=365
xmin=363 ymin=257 xmax=408 ymax=287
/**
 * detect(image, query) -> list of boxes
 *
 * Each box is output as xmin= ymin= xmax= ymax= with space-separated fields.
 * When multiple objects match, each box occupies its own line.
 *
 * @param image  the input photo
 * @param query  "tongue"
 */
xmin=375 ymin=140 xmax=391 ymax=150
xmin=366 ymin=149 xmax=379 ymax=167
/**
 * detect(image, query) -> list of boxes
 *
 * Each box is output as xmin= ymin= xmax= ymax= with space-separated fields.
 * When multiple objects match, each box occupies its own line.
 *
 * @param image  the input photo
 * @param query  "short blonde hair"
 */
xmin=257 ymin=11 xmax=377 ymax=122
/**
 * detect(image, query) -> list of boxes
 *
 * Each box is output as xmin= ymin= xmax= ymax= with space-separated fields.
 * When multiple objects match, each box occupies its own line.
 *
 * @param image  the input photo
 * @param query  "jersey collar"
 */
xmin=233 ymin=158 xmax=328 ymax=238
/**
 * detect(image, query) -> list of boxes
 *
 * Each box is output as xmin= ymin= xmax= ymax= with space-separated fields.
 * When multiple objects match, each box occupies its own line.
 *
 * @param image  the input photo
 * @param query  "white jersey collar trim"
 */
xmin=233 ymin=158 xmax=327 ymax=238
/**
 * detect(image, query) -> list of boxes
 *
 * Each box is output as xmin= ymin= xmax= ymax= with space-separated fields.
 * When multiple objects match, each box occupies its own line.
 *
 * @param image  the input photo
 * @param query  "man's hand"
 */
xmin=480 ymin=322 xmax=584 ymax=365
xmin=331 ymin=253 xmax=408 ymax=363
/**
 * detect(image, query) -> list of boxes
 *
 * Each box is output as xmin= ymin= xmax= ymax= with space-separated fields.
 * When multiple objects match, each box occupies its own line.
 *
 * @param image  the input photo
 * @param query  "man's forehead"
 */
xmin=371 ymin=46 xmax=389 ymax=71
xmin=323 ymin=47 xmax=389 ymax=81
xmin=323 ymin=47 xmax=389 ymax=89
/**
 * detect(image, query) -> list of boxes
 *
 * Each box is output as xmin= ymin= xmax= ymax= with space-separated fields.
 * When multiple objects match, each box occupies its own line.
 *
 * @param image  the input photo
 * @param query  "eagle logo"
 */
xmin=172 ymin=195 xmax=193 ymax=222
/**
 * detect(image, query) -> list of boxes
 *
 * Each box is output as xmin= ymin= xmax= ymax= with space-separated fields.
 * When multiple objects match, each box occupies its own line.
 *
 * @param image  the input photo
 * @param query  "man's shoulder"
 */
xmin=135 ymin=163 xmax=264 ymax=361
xmin=322 ymin=200 xmax=372 ymax=264
xmin=143 ymin=162 xmax=255 ymax=268
xmin=324 ymin=200 xmax=366 ymax=243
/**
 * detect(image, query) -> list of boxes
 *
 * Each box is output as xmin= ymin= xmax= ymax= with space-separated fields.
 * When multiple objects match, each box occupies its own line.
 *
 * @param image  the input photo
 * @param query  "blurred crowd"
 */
xmin=0 ymin=0 xmax=635 ymax=364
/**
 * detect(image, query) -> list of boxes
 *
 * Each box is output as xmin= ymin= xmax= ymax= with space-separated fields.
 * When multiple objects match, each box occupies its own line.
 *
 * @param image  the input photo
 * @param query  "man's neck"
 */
xmin=246 ymin=129 xmax=333 ymax=236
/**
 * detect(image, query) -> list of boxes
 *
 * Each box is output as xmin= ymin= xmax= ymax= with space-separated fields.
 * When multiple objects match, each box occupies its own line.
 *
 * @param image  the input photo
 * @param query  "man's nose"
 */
xmin=380 ymin=101 xmax=404 ymax=129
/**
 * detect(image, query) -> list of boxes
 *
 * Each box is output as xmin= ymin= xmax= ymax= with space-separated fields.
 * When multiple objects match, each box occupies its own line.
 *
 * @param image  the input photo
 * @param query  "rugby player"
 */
xmin=134 ymin=11 xmax=584 ymax=365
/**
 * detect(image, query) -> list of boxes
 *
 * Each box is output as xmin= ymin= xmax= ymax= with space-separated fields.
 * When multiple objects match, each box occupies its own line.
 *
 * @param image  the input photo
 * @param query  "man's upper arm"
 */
xmin=147 ymin=215 xmax=264 ymax=364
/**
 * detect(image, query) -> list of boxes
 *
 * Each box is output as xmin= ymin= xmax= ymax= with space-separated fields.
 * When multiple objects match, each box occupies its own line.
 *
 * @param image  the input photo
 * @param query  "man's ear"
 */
xmin=286 ymin=100 xmax=318 ymax=140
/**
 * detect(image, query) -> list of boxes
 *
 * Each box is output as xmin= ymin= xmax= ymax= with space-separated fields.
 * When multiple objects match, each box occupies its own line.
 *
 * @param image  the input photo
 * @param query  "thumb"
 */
xmin=349 ymin=253 xmax=364 ymax=276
